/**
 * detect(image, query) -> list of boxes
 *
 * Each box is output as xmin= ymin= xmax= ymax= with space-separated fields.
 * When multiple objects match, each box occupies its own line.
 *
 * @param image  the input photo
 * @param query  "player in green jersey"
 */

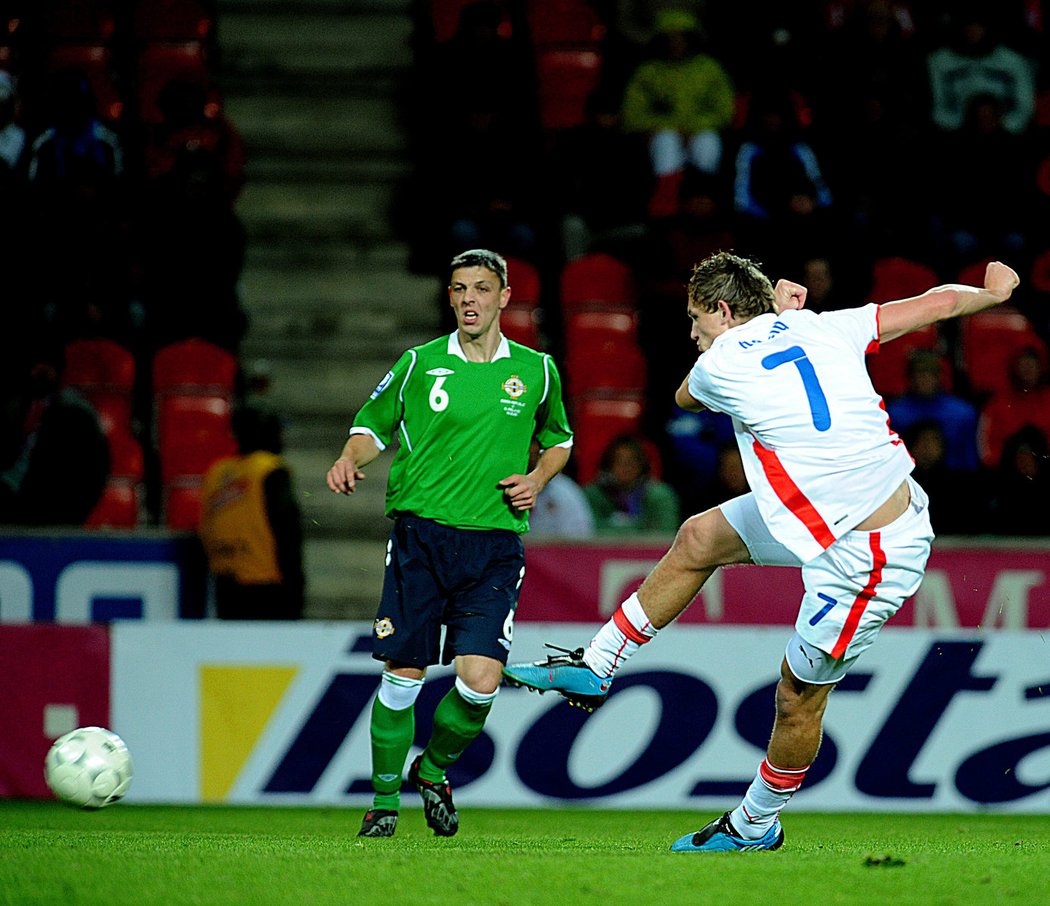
xmin=327 ymin=249 xmax=574 ymax=838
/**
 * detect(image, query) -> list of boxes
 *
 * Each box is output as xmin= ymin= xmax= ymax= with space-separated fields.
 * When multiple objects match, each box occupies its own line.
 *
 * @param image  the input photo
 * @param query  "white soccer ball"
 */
xmin=44 ymin=726 xmax=134 ymax=809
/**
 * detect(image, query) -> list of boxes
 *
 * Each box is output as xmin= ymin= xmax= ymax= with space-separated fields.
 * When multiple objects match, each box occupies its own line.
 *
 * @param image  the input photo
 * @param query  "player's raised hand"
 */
xmin=327 ymin=457 xmax=365 ymax=494
xmin=984 ymin=261 xmax=1020 ymax=301
xmin=773 ymin=279 xmax=807 ymax=313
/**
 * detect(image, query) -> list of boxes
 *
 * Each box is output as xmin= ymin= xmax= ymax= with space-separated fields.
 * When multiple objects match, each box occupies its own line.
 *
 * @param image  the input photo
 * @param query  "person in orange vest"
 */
xmin=199 ymin=406 xmax=304 ymax=619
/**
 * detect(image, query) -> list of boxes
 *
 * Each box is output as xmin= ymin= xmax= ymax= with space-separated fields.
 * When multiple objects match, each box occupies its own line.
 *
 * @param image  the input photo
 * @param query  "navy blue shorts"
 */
xmin=371 ymin=515 xmax=525 ymax=667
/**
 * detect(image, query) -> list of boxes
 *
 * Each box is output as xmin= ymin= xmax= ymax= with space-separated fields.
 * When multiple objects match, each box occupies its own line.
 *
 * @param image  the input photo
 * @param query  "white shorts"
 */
xmin=721 ymin=476 xmax=934 ymax=675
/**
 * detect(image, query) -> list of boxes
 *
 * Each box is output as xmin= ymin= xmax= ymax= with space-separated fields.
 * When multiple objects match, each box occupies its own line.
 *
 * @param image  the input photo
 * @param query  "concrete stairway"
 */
xmin=216 ymin=0 xmax=441 ymax=618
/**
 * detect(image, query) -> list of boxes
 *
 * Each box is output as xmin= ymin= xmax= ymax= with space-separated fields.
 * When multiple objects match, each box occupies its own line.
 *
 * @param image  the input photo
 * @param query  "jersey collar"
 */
xmin=447 ymin=331 xmax=511 ymax=362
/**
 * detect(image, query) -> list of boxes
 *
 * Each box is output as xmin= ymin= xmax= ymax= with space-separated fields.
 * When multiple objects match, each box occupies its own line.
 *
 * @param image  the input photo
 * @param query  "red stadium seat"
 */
xmin=152 ymin=337 xmax=237 ymax=394
xmin=570 ymin=395 xmax=645 ymax=484
xmin=164 ymin=481 xmax=203 ymax=530
xmin=430 ymin=0 xmax=511 ymax=42
xmin=63 ymin=338 xmax=136 ymax=437
xmin=501 ymin=307 xmax=542 ymax=348
xmin=85 ymin=431 xmax=144 ymax=529
xmin=132 ymin=0 xmax=216 ymax=41
xmin=505 ymin=256 xmax=541 ymax=309
xmin=39 ymin=0 xmax=117 ymax=42
xmin=867 ymin=256 xmax=939 ymax=303
xmin=560 ymin=252 xmax=637 ymax=313
xmin=957 ymin=258 xmax=995 ymax=288
xmin=534 ymin=48 xmax=602 ymax=131
xmin=1030 ymin=249 xmax=1050 ymax=295
xmin=526 ymin=0 xmax=606 ymax=47
xmin=157 ymin=398 xmax=235 ymax=481
xmin=564 ymin=310 xmax=645 ymax=397
xmin=135 ymin=41 xmax=209 ymax=124
xmin=85 ymin=481 xmax=140 ymax=528
xmin=961 ymin=306 xmax=1049 ymax=399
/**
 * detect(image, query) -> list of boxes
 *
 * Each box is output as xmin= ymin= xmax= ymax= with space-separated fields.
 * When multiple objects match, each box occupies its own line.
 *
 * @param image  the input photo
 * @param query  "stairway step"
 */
xmin=303 ymin=537 xmax=389 ymax=621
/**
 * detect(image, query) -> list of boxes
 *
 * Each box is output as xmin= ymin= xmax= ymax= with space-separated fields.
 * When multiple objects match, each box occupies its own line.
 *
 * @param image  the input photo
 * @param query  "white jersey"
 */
xmin=688 ymin=304 xmax=914 ymax=563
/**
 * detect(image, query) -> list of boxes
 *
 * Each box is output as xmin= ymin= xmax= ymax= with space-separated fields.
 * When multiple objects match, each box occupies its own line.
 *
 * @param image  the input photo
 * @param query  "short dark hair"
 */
xmin=449 ymin=248 xmax=508 ymax=288
xmin=687 ymin=251 xmax=775 ymax=319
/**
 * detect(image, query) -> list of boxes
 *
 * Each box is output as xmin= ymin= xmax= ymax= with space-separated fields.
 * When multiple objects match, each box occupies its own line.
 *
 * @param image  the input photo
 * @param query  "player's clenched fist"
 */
xmin=985 ymin=261 xmax=1019 ymax=300
xmin=327 ymin=457 xmax=365 ymax=494
xmin=773 ymin=278 xmax=807 ymax=314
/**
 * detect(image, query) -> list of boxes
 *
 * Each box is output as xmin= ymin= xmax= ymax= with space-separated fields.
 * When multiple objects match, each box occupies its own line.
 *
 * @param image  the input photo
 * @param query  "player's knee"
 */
xmin=674 ymin=511 xmax=731 ymax=568
xmin=774 ymin=673 xmax=832 ymax=724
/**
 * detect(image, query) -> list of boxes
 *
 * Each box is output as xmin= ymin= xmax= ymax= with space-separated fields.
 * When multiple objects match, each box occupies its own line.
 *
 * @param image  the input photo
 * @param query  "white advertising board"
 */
xmin=112 ymin=623 xmax=1050 ymax=812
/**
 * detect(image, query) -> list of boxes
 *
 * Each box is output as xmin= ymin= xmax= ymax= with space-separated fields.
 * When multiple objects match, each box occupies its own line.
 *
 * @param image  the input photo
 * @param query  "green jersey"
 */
xmin=351 ymin=332 xmax=574 ymax=533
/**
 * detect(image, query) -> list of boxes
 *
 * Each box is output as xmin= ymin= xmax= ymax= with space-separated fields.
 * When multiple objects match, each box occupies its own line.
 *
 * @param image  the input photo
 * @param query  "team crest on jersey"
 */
xmin=374 ymin=617 xmax=395 ymax=639
xmin=502 ymin=375 xmax=526 ymax=398
xmin=426 ymin=367 xmax=455 ymax=376
xmin=369 ymin=371 xmax=394 ymax=399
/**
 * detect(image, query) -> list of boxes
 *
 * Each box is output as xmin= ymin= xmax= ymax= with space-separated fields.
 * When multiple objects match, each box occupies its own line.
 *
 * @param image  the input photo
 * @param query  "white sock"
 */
xmin=581 ymin=593 xmax=658 ymax=678
xmin=730 ymin=758 xmax=809 ymax=839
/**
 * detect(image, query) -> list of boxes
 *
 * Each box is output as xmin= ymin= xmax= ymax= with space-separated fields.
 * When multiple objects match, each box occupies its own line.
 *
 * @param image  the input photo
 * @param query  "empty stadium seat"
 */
xmin=152 ymin=337 xmax=237 ymax=394
xmin=564 ymin=310 xmax=646 ymax=397
xmin=560 ymin=252 xmax=637 ymax=313
xmin=132 ymin=0 xmax=215 ymax=41
xmin=85 ymin=430 xmax=144 ymax=529
xmin=867 ymin=255 xmax=939 ymax=303
xmin=164 ymin=482 xmax=203 ymax=530
xmin=39 ymin=0 xmax=117 ymax=43
xmin=501 ymin=307 xmax=542 ymax=348
xmin=505 ymin=256 xmax=541 ymax=309
xmin=526 ymin=0 xmax=606 ymax=46
xmin=534 ymin=48 xmax=602 ymax=131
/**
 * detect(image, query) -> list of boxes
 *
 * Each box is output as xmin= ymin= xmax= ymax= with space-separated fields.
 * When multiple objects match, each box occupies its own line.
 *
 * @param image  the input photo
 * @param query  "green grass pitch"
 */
xmin=2 ymin=802 xmax=1048 ymax=905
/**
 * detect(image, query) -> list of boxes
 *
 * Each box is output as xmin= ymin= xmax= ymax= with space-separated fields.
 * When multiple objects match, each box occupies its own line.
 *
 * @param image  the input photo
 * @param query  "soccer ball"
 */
xmin=44 ymin=726 xmax=134 ymax=809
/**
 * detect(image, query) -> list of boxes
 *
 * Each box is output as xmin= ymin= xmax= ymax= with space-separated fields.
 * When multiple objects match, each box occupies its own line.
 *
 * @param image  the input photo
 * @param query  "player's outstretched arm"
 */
xmin=878 ymin=260 xmax=1020 ymax=343
xmin=326 ymin=432 xmax=380 ymax=495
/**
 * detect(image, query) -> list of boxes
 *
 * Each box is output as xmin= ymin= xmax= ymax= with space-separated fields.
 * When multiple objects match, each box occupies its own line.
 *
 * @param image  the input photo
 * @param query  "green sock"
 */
xmin=419 ymin=686 xmax=492 ymax=783
xmin=369 ymin=697 xmax=414 ymax=810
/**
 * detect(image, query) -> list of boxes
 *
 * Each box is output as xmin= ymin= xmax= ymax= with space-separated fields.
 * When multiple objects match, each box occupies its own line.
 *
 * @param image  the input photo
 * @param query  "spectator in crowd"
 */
xmin=0 ymin=71 xmax=25 ymax=179
xmin=584 ymin=434 xmax=680 ymax=535
xmin=412 ymin=0 xmax=541 ymax=267
xmin=977 ymin=345 xmax=1050 ymax=469
xmin=732 ymin=84 xmax=834 ymax=277
xmin=887 ymin=350 xmax=980 ymax=472
xmin=143 ymin=78 xmax=246 ymax=205
xmin=198 ymin=407 xmax=305 ymax=620
xmin=0 ymin=341 xmax=109 ymax=526
xmin=931 ymin=93 xmax=1035 ymax=270
xmin=663 ymin=405 xmax=734 ymax=514
xmin=552 ymin=83 xmax=653 ymax=262
xmin=987 ymin=425 xmax=1050 ymax=535
xmin=620 ymin=8 xmax=735 ymax=219
xmin=525 ymin=441 xmax=595 ymax=539
xmin=25 ymin=67 xmax=131 ymax=342
xmin=926 ymin=5 xmax=1036 ymax=136
xmin=134 ymin=142 xmax=248 ymax=352
xmin=903 ymin=420 xmax=987 ymax=535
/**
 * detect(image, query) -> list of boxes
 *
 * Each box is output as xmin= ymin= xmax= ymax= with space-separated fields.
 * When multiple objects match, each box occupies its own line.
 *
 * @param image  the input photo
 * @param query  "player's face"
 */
xmin=448 ymin=266 xmax=510 ymax=339
xmin=687 ymin=298 xmax=728 ymax=352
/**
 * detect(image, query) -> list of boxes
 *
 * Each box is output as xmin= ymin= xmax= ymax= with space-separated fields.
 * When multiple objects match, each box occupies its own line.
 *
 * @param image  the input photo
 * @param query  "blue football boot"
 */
xmin=502 ymin=645 xmax=611 ymax=712
xmin=671 ymin=812 xmax=784 ymax=853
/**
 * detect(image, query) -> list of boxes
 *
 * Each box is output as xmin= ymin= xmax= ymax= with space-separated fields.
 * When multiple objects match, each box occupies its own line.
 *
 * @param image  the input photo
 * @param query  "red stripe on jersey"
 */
xmin=751 ymin=440 xmax=836 ymax=549
xmin=613 ymin=606 xmax=651 ymax=646
xmin=831 ymin=532 xmax=887 ymax=659
xmin=759 ymin=758 xmax=810 ymax=792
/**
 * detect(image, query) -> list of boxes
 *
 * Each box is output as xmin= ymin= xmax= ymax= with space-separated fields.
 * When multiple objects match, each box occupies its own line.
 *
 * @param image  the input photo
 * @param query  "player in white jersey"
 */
xmin=503 ymin=251 xmax=1020 ymax=852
